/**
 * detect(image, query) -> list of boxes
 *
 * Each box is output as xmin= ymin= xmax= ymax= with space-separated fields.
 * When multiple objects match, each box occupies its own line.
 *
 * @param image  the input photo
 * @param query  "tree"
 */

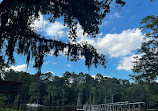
xmin=3 ymin=70 xmax=33 ymax=103
xmin=46 ymin=84 xmax=58 ymax=106
xmin=132 ymin=15 xmax=158 ymax=82
xmin=29 ymin=82 xmax=41 ymax=103
xmin=1 ymin=71 xmax=158 ymax=108
xmin=0 ymin=0 xmax=125 ymax=71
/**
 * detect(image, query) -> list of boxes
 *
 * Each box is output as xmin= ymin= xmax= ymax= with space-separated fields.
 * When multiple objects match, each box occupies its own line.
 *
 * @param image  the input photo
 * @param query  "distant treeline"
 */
xmin=0 ymin=70 xmax=158 ymax=108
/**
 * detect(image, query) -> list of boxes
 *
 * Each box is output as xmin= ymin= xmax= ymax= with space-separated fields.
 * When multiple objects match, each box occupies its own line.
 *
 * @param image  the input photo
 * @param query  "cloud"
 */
xmin=43 ymin=61 xmax=52 ymax=65
xmin=76 ymin=24 xmax=89 ymax=39
xmin=30 ymin=14 xmax=48 ymax=30
xmin=66 ymin=64 xmax=71 ymax=67
xmin=110 ymin=12 xmax=121 ymax=18
xmin=31 ymin=14 xmax=66 ymax=38
xmin=77 ymin=28 xmax=144 ymax=57
xmin=5 ymin=64 xmax=28 ymax=72
xmin=76 ymin=24 xmax=145 ymax=71
xmin=46 ymin=22 xmax=66 ymax=38
xmin=101 ymin=21 xmax=108 ymax=26
xmin=46 ymin=71 xmax=54 ymax=74
xmin=31 ymin=17 xmax=144 ymax=58
xmin=117 ymin=55 xmax=135 ymax=71
xmin=91 ymin=75 xmax=111 ymax=79
xmin=117 ymin=54 xmax=142 ymax=71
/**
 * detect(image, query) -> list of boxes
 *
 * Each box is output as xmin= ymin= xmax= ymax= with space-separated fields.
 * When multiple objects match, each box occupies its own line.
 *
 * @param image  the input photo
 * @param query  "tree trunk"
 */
xmin=105 ymin=92 xmax=107 ymax=104
xmin=51 ymin=96 xmax=54 ymax=106
xmin=111 ymin=94 xmax=113 ymax=103
xmin=57 ymin=96 xmax=60 ymax=106
xmin=48 ymin=92 xmax=51 ymax=105
xmin=62 ymin=94 xmax=65 ymax=105
xmin=111 ymin=90 xmax=114 ymax=103
xmin=88 ymin=93 xmax=92 ymax=104
xmin=93 ymin=93 xmax=95 ymax=105
xmin=77 ymin=92 xmax=82 ymax=108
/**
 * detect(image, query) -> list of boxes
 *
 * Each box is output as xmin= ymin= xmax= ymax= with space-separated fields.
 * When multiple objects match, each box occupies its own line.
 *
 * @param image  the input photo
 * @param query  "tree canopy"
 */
xmin=132 ymin=15 xmax=158 ymax=82
xmin=0 ymin=0 xmax=125 ymax=70
xmin=1 ymin=70 xmax=158 ymax=108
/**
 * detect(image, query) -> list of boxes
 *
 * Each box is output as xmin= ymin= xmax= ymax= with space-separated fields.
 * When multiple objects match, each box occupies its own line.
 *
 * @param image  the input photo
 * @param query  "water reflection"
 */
xmin=26 ymin=106 xmax=158 ymax=111
xmin=26 ymin=106 xmax=76 ymax=111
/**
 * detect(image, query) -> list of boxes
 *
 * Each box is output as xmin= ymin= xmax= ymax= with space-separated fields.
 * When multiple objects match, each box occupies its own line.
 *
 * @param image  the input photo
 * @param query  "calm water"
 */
xmin=26 ymin=106 xmax=76 ymax=111
xmin=26 ymin=106 xmax=158 ymax=111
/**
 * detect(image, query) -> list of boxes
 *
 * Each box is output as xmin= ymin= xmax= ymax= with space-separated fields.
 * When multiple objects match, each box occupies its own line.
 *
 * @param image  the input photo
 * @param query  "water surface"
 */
xmin=26 ymin=106 xmax=76 ymax=111
xmin=26 ymin=106 xmax=158 ymax=111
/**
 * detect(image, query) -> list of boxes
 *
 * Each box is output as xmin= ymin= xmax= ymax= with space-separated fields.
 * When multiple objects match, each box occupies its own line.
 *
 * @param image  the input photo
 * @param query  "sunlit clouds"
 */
xmin=31 ymin=14 xmax=145 ymax=72
xmin=5 ymin=64 xmax=28 ymax=72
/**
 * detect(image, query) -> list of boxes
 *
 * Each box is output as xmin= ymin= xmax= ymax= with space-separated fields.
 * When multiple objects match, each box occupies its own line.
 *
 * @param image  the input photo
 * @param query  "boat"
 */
xmin=26 ymin=103 xmax=41 ymax=107
xmin=76 ymin=108 xmax=85 ymax=111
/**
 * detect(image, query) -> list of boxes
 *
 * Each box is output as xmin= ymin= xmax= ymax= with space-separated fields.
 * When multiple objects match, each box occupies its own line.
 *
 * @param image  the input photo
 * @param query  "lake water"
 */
xmin=26 ymin=106 xmax=76 ymax=111
xmin=26 ymin=106 xmax=158 ymax=111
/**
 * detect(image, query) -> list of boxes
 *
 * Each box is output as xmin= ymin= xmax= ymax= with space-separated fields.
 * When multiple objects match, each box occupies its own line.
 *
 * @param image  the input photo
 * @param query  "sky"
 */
xmin=3 ymin=0 xmax=158 ymax=81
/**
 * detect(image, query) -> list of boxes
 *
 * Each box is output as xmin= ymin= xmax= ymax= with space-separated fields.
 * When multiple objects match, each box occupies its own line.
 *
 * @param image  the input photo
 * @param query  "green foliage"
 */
xmin=132 ymin=15 xmax=158 ymax=82
xmin=0 ymin=96 xmax=7 ymax=107
xmin=29 ymin=82 xmax=41 ymax=103
xmin=2 ymin=70 xmax=158 ymax=108
xmin=0 ymin=108 xmax=22 ymax=111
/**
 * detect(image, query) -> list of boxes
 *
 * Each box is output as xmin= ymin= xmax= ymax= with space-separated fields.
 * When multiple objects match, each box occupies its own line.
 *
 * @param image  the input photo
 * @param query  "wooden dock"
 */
xmin=78 ymin=101 xmax=145 ymax=111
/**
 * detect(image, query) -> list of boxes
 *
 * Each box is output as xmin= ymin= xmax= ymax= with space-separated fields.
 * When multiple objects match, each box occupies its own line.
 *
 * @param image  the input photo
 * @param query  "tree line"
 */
xmin=0 ymin=70 xmax=158 ymax=109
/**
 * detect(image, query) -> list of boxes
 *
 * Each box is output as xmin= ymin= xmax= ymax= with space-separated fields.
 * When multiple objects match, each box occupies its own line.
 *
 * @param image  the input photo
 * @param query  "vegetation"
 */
xmin=0 ymin=0 xmax=157 ymax=110
xmin=0 ymin=70 xmax=158 ymax=109
xmin=0 ymin=108 xmax=22 ymax=111
xmin=132 ymin=15 xmax=158 ymax=82
xmin=0 ymin=96 xmax=7 ymax=107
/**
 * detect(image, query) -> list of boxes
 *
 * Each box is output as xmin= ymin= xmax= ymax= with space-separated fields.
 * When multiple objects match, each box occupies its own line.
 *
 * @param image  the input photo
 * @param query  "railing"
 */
xmin=82 ymin=101 xmax=145 ymax=111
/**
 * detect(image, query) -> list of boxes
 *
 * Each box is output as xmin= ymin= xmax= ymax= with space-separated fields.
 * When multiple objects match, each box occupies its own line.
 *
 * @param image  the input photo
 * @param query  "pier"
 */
xmin=80 ymin=101 xmax=145 ymax=111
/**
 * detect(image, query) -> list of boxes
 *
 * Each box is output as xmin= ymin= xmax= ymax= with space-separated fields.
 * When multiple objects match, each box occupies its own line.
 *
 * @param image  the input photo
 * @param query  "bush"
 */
xmin=0 ymin=108 xmax=22 ymax=111
xmin=0 ymin=96 xmax=7 ymax=107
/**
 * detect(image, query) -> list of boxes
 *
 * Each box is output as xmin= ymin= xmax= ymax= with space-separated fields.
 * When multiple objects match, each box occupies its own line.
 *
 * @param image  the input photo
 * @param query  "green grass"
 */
xmin=0 ymin=108 xmax=22 ymax=111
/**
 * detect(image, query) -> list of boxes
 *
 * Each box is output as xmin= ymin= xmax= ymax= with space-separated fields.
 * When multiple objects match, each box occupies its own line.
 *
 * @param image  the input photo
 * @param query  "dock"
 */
xmin=77 ymin=101 xmax=145 ymax=111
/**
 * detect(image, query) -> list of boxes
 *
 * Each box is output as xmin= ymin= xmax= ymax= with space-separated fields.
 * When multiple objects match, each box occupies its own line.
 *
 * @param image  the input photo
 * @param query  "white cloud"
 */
xmin=0 ymin=70 xmax=4 ymax=80
xmin=156 ymin=80 xmax=158 ymax=83
xmin=91 ymin=75 xmax=111 ymax=79
xmin=31 ymin=17 xmax=144 ymax=59
xmin=66 ymin=64 xmax=71 ymax=67
xmin=110 ymin=12 xmax=121 ymax=18
xmin=76 ymin=25 xmax=145 ymax=71
xmin=5 ymin=64 xmax=28 ymax=72
xmin=101 ymin=21 xmax=108 ymax=26
xmin=117 ymin=55 xmax=135 ymax=71
xmin=76 ymin=24 xmax=89 ymax=39
xmin=91 ymin=75 xmax=96 ymax=78
xmin=77 ymin=28 xmax=144 ymax=57
xmin=31 ymin=14 xmax=66 ymax=38
xmin=46 ymin=22 xmax=66 ymax=38
xmin=30 ymin=14 xmax=48 ymax=30
xmin=46 ymin=71 xmax=54 ymax=74
xmin=43 ymin=61 xmax=52 ymax=65
xmin=117 ymin=54 xmax=142 ymax=71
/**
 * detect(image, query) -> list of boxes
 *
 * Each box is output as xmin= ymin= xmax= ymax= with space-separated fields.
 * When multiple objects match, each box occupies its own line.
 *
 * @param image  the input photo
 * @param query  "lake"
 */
xmin=26 ymin=106 xmax=76 ymax=111
xmin=26 ymin=106 xmax=158 ymax=111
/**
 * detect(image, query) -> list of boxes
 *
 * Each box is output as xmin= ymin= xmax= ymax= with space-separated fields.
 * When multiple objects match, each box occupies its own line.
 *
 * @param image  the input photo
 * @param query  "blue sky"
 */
xmin=4 ymin=0 xmax=158 ymax=81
